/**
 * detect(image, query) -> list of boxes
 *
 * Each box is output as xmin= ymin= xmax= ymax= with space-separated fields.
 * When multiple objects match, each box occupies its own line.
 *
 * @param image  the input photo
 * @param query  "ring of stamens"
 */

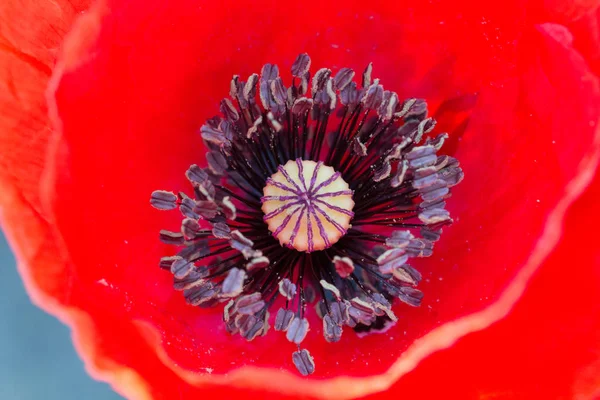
xmin=151 ymin=52 xmax=465 ymax=377
xmin=261 ymin=159 xmax=354 ymax=252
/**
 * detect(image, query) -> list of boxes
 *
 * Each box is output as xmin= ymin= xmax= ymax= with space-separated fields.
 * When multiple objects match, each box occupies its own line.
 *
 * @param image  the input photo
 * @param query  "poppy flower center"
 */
xmin=150 ymin=53 xmax=464 ymax=377
xmin=261 ymin=159 xmax=354 ymax=252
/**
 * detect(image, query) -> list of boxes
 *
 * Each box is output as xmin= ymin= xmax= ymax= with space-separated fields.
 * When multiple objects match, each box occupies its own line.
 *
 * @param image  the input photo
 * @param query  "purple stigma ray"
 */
xmin=308 ymin=161 xmax=322 ymax=192
xmin=261 ymin=195 xmax=298 ymax=202
xmin=312 ymin=171 xmax=342 ymax=194
xmin=296 ymin=159 xmax=308 ymax=191
xmin=313 ymin=206 xmax=347 ymax=235
xmin=306 ymin=204 xmax=314 ymax=253
xmin=314 ymin=190 xmax=354 ymax=198
xmin=315 ymin=198 xmax=355 ymax=217
xmin=287 ymin=206 xmax=307 ymax=248
xmin=272 ymin=205 xmax=303 ymax=237
xmin=266 ymin=178 xmax=301 ymax=195
xmin=288 ymin=207 xmax=306 ymax=248
xmin=278 ymin=165 xmax=304 ymax=192
xmin=311 ymin=204 xmax=332 ymax=248
xmin=263 ymin=199 xmax=304 ymax=220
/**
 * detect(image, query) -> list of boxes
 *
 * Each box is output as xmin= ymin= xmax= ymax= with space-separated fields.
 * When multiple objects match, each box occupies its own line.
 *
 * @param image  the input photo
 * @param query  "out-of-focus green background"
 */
xmin=0 ymin=232 xmax=123 ymax=400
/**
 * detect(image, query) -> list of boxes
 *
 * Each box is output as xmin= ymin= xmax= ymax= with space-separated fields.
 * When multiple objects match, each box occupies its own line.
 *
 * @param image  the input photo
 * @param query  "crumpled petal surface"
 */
xmin=0 ymin=0 xmax=90 ymax=322
xmin=1 ymin=0 xmax=599 ymax=398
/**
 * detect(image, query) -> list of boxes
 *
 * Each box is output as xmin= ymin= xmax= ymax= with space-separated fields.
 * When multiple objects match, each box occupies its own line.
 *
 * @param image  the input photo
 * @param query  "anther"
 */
xmin=292 ymin=349 xmax=315 ymax=377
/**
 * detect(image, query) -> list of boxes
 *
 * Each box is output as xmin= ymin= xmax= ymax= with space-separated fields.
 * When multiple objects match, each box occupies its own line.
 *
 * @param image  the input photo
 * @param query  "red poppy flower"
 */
xmin=2 ymin=0 xmax=600 ymax=398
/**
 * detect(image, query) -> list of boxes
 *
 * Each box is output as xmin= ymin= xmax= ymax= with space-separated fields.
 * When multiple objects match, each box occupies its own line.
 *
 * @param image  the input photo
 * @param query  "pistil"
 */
xmin=261 ymin=159 xmax=354 ymax=252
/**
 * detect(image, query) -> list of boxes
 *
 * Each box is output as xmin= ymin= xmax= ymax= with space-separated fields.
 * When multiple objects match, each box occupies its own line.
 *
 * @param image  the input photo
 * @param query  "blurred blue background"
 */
xmin=0 ymin=232 xmax=123 ymax=400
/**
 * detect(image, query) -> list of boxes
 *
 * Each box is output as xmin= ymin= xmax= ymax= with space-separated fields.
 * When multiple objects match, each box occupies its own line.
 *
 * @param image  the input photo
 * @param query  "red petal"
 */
xmin=0 ymin=0 xmax=89 ymax=224
xmin=0 ymin=0 xmax=91 ymax=302
xmin=0 ymin=0 xmax=90 ymax=203
xmin=2 ymin=0 xmax=599 ymax=397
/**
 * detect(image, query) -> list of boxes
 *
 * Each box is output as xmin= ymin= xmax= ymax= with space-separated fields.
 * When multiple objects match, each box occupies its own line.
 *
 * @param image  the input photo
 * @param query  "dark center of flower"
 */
xmin=150 ymin=53 xmax=464 ymax=377
xmin=261 ymin=159 xmax=354 ymax=252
